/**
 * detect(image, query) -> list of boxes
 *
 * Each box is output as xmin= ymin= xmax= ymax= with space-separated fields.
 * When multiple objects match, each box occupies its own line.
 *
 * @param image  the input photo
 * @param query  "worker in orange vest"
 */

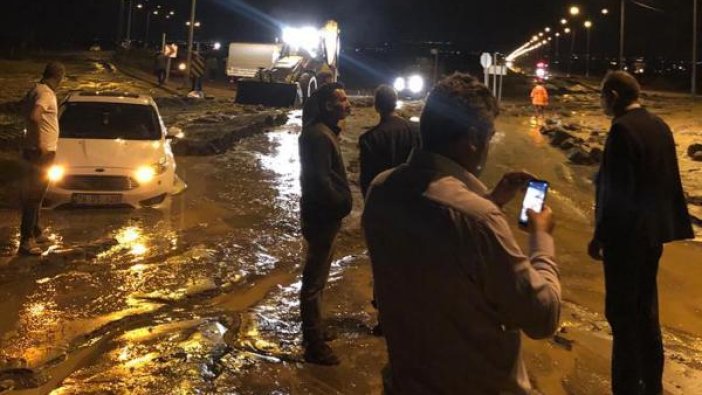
xmin=530 ymin=81 xmax=549 ymax=119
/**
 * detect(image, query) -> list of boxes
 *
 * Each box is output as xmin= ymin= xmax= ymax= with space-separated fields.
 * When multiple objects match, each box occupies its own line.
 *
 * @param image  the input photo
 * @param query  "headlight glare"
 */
xmin=47 ymin=165 xmax=65 ymax=182
xmin=393 ymin=77 xmax=406 ymax=92
xmin=135 ymin=166 xmax=156 ymax=183
xmin=408 ymin=75 xmax=424 ymax=93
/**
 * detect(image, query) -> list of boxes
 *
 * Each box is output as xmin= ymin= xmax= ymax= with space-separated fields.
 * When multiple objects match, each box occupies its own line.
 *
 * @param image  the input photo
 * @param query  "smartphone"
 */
xmin=518 ymin=180 xmax=549 ymax=227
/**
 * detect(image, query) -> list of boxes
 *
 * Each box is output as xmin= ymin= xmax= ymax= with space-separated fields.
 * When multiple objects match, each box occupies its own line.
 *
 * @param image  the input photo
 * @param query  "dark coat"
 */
xmin=358 ymin=115 xmax=420 ymax=197
xmin=299 ymin=121 xmax=352 ymax=225
xmin=595 ymin=107 xmax=693 ymax=245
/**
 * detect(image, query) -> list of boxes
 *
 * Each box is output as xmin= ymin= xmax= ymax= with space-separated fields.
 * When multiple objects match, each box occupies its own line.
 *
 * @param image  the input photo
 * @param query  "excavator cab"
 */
xmin=234 ymin=21 xmax=340 ymax=107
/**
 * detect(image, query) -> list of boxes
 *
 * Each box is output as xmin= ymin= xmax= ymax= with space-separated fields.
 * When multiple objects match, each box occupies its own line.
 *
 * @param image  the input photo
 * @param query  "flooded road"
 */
xmin=1 ymin=96 xmax=702 ymax=393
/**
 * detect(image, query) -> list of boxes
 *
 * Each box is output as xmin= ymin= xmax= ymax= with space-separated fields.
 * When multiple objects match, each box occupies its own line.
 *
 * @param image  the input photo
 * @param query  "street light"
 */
xmin=602 ymin=8 xmax=609 ymax=15
xmin=584 ymin=21 xmax=593 ymax=77
xmin=545 ymin=27 xmax=551 ymax=33
xmin=565 ymin=6 xmax=582 ymax=76
xmin=564 ymin=27 xmax=571 ymax=34
xmin=561 ymin=18 xmax=568 ymax=25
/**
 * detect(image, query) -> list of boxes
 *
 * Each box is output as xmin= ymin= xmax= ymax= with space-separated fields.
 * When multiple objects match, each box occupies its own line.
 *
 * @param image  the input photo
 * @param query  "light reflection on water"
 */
xmin=258 ymin=117 xmax=302 ymax=201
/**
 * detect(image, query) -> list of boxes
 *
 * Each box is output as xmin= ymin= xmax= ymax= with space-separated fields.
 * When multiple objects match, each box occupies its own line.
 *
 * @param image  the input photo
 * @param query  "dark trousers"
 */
xmin=156 ymin=69 xmax=166 ymax=85
xmin=604 ymin=241 xmax=664 ymax=395
xmin=191 ymin=76 xmax=203 ymax=92
xmin=20 ymin=149 xmax=55 ymax=242
xmin=300 ymin=220 xmax=341 ymax=344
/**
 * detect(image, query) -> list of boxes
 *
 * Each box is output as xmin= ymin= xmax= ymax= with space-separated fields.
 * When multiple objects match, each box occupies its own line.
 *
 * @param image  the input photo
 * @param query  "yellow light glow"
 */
xmin=131 ymin=244 xmax=148 ymax=256
xmin=47 ymin=165 xmax=65 ymax=182
xmin=561 ymin=18 xmax=568 ymax=25
xmin=135 ymin=166 xmax=155 ymax=183
xmin=116 ymin=227 xmax=141 ymax=244
xmin=601 ymin=8 xmax=609 ymax=15
xmin=569 ymin=6 xmax=580 ymax=16
xmin=584 ymin=20 xmax=592 ymax=28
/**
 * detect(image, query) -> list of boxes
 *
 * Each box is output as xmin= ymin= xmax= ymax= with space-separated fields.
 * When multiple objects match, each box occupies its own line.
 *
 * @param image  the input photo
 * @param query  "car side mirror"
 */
xmin=166 ymin=126 xmax=183 ymax=139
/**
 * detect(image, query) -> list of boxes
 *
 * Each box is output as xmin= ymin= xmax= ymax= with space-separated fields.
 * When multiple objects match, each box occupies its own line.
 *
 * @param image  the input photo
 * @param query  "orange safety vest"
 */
xmin=531 ymin=85 xmax=549 ymax=106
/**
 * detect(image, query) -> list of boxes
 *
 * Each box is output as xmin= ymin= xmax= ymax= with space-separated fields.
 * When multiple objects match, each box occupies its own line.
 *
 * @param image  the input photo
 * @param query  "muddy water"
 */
xmin=0 ymin=109 xmax=373 ymax=393
xmin=2 ymin=101 xmax=702 ymax=394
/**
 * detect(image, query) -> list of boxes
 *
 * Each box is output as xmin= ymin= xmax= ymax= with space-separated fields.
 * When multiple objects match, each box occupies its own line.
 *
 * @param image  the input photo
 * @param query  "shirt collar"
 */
xmin=408 ymin=149 xmax=489 ymax=196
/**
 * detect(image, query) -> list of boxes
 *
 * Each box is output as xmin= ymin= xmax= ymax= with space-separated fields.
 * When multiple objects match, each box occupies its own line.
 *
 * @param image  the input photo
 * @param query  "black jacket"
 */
xmin=595 ymin=107 xmax=693 ymax=245
xmin=359 ymin=115 xmax=420 ymax=197
xmin=299 ymin=121 xmax=352 ymax=224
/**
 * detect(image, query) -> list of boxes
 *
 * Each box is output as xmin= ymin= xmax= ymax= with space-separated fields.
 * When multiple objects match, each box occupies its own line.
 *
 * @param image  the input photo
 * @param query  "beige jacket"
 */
xmin=362 ymin=150 xmax=561 ymax=395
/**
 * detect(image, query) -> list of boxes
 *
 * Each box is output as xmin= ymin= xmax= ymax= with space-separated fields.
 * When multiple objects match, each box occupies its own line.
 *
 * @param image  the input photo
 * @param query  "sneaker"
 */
xmin=18 ymin=240 xmax=42 ymax=256
xmin=303 ymin=342 xmax=340 ymax=366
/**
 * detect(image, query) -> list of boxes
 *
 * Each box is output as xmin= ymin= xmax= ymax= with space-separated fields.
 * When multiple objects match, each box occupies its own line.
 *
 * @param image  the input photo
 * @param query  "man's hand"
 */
xmin=587 ymin=239 xmax=603 ymax=261
xmin=489 ymin=171 xmax=536 ymax=208
xmin=527 ymin=206 xmax=554 ymax=234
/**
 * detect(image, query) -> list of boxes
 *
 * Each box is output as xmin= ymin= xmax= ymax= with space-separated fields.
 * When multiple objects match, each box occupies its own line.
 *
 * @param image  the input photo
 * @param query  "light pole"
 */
xmin=126 ymin=0 xmax=133 ymax=42
xmin=186 ymin=0 xmax=197 ymax=84
xmin=619 ymin=0 xmax=626 ymax=69
xmin=555 ymin=32 xmax=561 ymax=64
xmin=584 ymin=20 xmax=592 ymax=77
xmin=117 ymin=0 xmax=125 ymax=43
xmin=693 ymin=0 xmax=698 ymax=97
xmin=568 ymin=6 xmax=580 ymax=76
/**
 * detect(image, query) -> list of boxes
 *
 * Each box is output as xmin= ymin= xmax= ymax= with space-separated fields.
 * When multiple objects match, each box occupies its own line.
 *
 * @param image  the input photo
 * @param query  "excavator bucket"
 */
xmin=235 ymin=80 xmax=301 ymax=107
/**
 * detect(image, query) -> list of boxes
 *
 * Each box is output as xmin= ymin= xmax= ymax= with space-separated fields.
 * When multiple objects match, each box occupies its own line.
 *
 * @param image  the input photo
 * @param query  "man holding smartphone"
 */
xmin=362 ymin=73 xmax=561 ymax=394
xmin=589 ymin=71 xmax=693 ymax=395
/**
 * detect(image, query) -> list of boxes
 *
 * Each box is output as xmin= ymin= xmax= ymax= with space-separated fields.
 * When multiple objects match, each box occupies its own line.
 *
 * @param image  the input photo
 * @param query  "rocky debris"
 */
xmin=688 ymin=144 xmax=702 ymax=161
xmin=171 ymin=111 xmax=288 ymax=156
xmin=541 ymin=121 xmax=604 ymax=166
xmin=566 ymin=146 xmax=595 ymax=165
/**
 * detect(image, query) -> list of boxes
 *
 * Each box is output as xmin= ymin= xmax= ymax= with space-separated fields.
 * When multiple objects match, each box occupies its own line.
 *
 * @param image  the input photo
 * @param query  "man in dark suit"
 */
xmin=588 ymin=71 xmax=693 ymax=395
xmin=358 ymin=85 xmax=420 ymax=197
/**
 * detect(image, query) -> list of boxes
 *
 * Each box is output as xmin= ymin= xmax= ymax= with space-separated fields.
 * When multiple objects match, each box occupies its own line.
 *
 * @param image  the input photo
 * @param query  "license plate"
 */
xmin=72 ymin=193 xmax=123 ymax=206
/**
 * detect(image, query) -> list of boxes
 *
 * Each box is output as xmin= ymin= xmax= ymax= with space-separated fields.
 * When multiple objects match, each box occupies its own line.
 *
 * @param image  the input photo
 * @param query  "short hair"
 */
xmin=42 ymin=62 xmax=65 ymax=80
xmin=312 ymin=81 xmax=345 ymax=115
xmin=419 ymin=73 xmax=499 ymax=151
xmin=302 ymin=82 xmax=345 ymax=126
xmin=602 ymin=70 xmax=640 ymax=106
xmin=374 ymin=84 xmax=397 ymax=115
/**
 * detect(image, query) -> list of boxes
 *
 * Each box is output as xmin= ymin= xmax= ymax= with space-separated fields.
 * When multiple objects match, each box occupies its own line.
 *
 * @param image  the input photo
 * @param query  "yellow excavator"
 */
xmin=228 ymin=20 xmax=340 ymax=107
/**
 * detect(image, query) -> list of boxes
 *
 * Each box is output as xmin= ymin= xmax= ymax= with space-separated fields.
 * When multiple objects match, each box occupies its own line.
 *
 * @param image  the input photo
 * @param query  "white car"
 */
xmin=46 ymin=92 xmax=183 ymax=209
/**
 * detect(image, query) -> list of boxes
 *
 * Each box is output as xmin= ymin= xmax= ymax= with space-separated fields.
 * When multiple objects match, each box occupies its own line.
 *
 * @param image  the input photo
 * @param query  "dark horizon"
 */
xmin=0 ymin=0 xmax=697 ymax=60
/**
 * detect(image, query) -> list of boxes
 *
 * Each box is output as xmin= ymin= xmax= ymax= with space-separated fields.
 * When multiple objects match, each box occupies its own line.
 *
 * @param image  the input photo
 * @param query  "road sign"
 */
xmin=488 ymin=65 xmax=508 ymax=75
xmin=480 ymin=52 xmax=492 ymax=69
xmin=164 ymin=44 xmax=178 ymax=58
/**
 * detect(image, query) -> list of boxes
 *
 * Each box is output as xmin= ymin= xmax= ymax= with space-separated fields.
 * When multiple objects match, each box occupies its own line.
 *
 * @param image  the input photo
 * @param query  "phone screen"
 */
xmin=519 ymin=180 xmax=549 ymax=226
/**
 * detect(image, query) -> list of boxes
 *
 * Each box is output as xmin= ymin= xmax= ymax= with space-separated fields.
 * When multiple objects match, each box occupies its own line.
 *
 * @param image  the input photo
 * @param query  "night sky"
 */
xmin=0 ymin=0 xmax=697 ymax=59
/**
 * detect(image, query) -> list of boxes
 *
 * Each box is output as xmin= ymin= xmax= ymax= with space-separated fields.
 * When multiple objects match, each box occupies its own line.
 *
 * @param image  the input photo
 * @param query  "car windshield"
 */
xmin=59 ymin=102 xmax=161 ymax=140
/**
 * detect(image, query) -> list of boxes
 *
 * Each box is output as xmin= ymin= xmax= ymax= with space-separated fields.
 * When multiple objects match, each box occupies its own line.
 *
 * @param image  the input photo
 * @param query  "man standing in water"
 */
xmin=298 ymin=82 xmax=352 ymax=365
xmin=589 ymin=71 xmax=693 ymax=394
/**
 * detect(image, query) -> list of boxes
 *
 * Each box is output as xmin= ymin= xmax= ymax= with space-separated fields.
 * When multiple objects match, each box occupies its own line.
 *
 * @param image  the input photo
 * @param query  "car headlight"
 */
xmin=408 ymin=75 xmax=424 ymax=93
xmin=178 ymin=63 xmax=186 ymax=71
xmin=135 ymin=166 xmax=156 ymax=183
xmin=393 ymin=77 xmax=406 ymax=92
xmin=135 ymin=157 xmax=169 ymax=184
xmin=47 ymin=165 xmax=65 ymax=182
